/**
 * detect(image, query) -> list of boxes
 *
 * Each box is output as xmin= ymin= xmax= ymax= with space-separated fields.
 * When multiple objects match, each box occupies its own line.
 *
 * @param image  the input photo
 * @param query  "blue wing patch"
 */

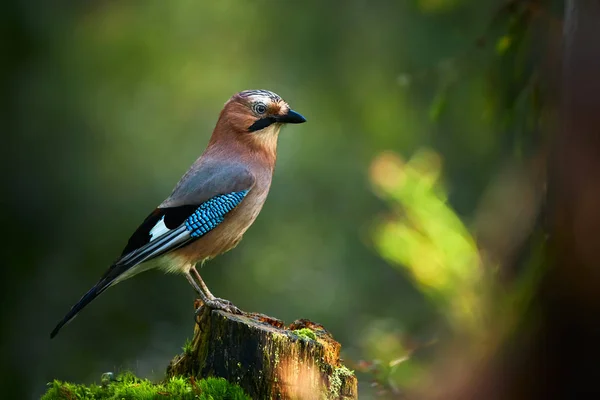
xmin=184 ymin=190 xmax=249 ymax=238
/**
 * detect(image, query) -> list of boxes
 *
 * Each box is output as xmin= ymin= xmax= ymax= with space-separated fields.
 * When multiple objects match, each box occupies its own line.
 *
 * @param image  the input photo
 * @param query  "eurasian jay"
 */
xmin=50 ymin=90 xmax=306 ymax=338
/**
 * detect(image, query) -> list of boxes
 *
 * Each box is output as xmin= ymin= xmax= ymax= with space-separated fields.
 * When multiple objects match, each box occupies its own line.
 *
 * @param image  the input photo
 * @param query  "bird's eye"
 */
xmin=253 ymin=103 xmax=267 ymax=115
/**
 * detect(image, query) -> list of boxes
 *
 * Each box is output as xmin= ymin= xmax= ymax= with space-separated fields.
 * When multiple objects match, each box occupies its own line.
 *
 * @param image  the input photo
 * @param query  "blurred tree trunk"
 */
xmin=541 ymin=0 xmax=600 ymax=397
xmin=424 ymin=1 xmax=600 ymax=399
xmin=502 ymin=0 xmax=600 ymax=397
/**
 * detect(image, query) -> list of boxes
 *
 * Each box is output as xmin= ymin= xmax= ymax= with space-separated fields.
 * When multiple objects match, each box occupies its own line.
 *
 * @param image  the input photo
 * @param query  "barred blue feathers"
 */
xmin=185 ymin=190 xmax=249 ymax=238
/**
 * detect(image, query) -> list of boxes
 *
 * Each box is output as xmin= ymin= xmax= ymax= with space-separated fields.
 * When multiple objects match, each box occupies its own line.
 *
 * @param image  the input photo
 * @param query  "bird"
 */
xmin=50 ymin=89 xmax=306 ymax=338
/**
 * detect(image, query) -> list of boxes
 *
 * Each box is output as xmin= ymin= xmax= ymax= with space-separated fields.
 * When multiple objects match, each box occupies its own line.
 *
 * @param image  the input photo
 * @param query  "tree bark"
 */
xmin=167 ymin=303 xmax=357 ymax=400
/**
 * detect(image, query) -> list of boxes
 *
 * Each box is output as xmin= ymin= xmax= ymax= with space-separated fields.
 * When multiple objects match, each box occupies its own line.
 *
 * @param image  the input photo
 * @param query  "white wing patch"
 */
xmin=149 ymin=216 xmax=170 ymax=241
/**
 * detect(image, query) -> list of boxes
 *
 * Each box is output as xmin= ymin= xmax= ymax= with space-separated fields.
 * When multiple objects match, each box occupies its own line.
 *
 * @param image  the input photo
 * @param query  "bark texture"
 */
xmin=167 ymin=304 xmax=357 ymax=400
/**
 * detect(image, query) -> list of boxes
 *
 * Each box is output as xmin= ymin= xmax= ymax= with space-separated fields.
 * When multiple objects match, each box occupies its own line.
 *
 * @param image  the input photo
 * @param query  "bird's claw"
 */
xmin=195 ymin=298 xmax=242 ymax=316
xmin=212 ymin=297 xmax=234 ymax=306
xmin=206 ymin=298 xmax=243 ymax=314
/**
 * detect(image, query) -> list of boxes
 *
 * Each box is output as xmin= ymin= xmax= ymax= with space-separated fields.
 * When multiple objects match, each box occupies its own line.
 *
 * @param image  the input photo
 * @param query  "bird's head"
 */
xmin=212 ymin=90 xmax=306 ymax=155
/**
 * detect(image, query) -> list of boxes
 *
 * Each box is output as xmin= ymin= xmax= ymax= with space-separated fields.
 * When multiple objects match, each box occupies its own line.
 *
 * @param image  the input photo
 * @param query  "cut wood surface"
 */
xmin=167 ymin=303 xmax=358 ymax=399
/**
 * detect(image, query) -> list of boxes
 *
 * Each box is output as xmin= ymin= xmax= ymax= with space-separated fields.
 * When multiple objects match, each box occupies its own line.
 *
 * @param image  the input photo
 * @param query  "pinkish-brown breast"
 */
xmin=171 ymin=161 xmax=273 ymax=264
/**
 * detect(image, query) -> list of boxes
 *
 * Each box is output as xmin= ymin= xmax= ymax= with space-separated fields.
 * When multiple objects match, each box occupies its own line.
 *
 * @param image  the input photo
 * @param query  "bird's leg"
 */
xmin=187 ymin=268 xmax=242 ymax=315
xmin=191 ymin=265 xmax=216 ymax=300
xmin=185 ymin=271 xmax=212 ymax=325
xmin=191 ymin=266 xmax=239 ymax=308
xmin=185 ymin=272 xmax=211 ymax=304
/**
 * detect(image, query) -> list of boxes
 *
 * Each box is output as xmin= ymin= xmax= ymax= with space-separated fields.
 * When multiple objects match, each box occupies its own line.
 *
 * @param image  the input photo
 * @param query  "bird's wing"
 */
xmin=121 ymin=161 xmax=256 ymax=256
xmin=50 ymin=162 xmax=255 ymax=338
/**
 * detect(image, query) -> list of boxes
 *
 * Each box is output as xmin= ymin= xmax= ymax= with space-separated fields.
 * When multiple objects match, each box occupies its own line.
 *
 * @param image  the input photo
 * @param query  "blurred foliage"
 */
xmin=2 ymin=0 xmax=559 ymax=398
xmin=370 ymin=150 xmax=483 ymax=336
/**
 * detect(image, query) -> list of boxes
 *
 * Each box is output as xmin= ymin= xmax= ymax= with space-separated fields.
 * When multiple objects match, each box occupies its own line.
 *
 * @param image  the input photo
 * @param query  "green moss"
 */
xmin=182 ymin=337 xmax=193 ymax=356
xmin=42 ymin=372 xmax=251 ymax=400
xmin=292 ymin=327 xmax=317 ymax=341
xmin=328 ymin=366 xmax=355 ymax=398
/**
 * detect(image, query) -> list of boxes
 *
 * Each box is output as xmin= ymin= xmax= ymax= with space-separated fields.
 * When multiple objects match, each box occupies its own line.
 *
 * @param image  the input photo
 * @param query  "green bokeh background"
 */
xmin=2 ymin=0 xmax=550 ymax=398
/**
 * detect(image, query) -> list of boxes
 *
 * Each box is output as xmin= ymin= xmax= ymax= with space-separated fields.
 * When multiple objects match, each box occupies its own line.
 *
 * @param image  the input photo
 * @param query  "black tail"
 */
xmin=50 ymin=225 xmax=190 ymax=338
xmin=50 ymin=278 xmax=113 ymax=339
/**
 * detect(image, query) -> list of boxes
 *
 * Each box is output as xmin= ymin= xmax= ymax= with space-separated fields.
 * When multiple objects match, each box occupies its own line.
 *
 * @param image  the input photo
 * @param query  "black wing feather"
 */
xmin=121 ymin=208 xmax=166 ymax=256
xmin=120 ymin=205 xmax=198 ymax=256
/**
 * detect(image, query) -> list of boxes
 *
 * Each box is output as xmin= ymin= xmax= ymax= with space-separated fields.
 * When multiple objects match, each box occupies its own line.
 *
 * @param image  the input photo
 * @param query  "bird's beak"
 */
xmin=276 ymin=109 xmax=307 ymax=124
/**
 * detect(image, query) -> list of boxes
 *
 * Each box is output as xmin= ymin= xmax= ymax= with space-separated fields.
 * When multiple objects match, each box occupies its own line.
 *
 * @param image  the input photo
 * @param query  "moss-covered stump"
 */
xmin=167 ymin=305 xmax=357 ymax=399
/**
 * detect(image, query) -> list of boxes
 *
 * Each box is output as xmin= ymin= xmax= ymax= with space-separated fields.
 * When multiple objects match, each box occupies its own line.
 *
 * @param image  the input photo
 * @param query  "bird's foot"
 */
xmin=211 ymin=297 xmax=235 ymax=306
xmin=195 ymin=298 xmax=242 ymax=315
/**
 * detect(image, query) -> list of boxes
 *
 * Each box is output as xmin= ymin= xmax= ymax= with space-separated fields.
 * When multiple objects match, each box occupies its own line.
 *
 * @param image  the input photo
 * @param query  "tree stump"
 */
xmin=167 ymin=302 xmax=357 ymax=399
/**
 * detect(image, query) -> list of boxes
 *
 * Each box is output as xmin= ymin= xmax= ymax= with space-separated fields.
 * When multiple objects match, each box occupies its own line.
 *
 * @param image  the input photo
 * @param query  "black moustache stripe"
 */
xmin=248 ymin=117 xmax=276 ymax=132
